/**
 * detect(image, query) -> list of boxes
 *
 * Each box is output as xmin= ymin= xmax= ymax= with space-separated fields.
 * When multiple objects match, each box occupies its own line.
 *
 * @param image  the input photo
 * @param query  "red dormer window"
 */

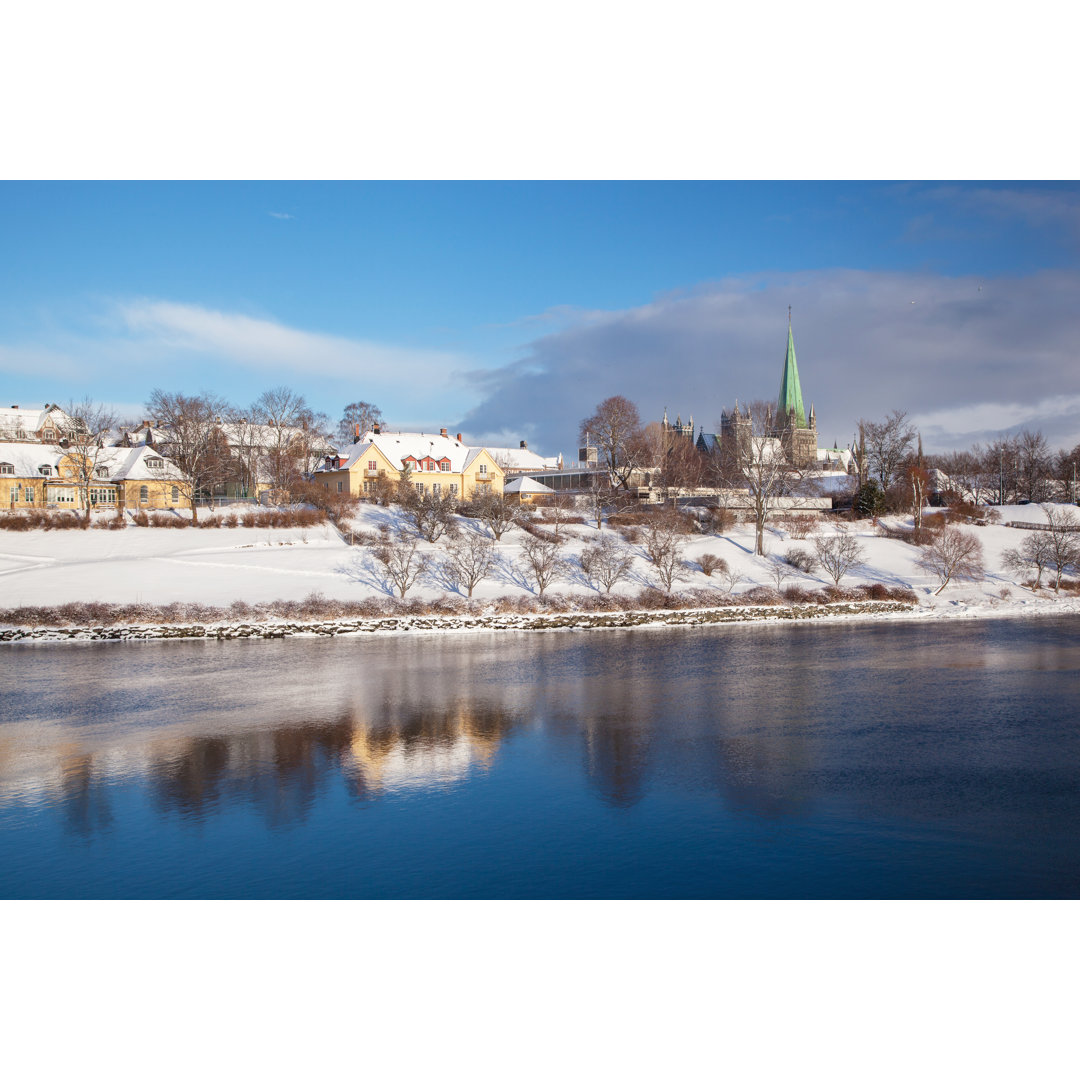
xmin=440 ymin=460 xmax=450 ymax=472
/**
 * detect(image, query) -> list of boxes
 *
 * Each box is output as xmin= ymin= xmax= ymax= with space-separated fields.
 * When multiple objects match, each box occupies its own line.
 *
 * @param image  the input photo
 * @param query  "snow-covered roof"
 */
xmin=103 ymin=444 xmax=186 ymax=482
xmin=318 ymin=431 xmax=499 ymax=474
xmin=0 ymin=441 xmax=66 ymax=475
xmin=817 ymin=446 xmax=854 ymax=468
xmin=484 ymin=446 xmax=561 ymax=471
xmin=0 ymin=405 xmax=72 ymax=440
xmin=504 ymin=477 xmax=555 ymax=495
xmin=109 ymin=423 xmax=165 ymax=448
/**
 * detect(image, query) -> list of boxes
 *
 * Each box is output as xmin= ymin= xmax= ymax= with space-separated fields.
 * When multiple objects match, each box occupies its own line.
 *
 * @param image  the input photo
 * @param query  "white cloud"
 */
xmin=114 ymin=299 xmax=460 ymax=381
xmin=458 ymin=268 xmax=1080 ymax=456
xmin=267 ymin=211 xmax=293 ymax=220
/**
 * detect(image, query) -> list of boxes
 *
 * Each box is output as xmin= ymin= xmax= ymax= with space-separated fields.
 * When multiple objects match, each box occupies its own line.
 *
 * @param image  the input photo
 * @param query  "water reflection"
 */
xmin=2 ymin=620 xmax=1080 ymax=897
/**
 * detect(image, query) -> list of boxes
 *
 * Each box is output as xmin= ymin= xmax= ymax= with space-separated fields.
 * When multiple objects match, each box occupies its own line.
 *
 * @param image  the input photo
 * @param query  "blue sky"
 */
xmin=3 ymin=181 xmax=1080 ymax=455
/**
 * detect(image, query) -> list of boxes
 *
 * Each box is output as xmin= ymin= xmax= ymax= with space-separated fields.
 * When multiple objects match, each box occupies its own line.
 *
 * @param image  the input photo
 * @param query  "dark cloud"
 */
xmin=457 ymin=269 xmax=1080 ymax=456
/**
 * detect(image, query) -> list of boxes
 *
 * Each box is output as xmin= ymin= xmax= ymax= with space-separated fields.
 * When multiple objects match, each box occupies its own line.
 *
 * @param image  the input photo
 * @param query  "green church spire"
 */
xmin=776 ymin=309 xmax=807 ymax=429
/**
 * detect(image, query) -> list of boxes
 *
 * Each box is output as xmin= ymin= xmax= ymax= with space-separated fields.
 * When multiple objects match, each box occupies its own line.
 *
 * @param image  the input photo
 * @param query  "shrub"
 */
xmin=781 ymin=514 xmax=819 ymax=540
xmin=132 ymin=510 xmax=149 ymax=527
xmin=743 ymin=586 xmax=784 ymax=606
xmin=702 ymin=505 xmax=734 ymax=534
xmin=784 ymin=547 xmax=817 ymax=573
xmin=782 ymin=585 xmax=819 ymax=604
xmin=698 ymin=553 xmax=727 ymax=576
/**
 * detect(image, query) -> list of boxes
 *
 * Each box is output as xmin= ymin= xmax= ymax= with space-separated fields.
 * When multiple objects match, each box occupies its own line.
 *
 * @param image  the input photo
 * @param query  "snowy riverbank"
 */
xmin=2 ymin=502 xmax=1078 ymax=643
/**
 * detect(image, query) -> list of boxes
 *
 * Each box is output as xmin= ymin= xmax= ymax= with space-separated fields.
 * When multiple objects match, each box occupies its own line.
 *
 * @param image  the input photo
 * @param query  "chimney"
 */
xmin=373 ymin=422 xmax=381 ymax=435
xmin=354 ymin=423 xmax=360 ymax=443
xmin=440 ymin=428 xmax=447 ymax=438
xmin=520 ymin=440 xmax=527 ymax=449
xmin=456 ymin=433 xmax=463 ymax=443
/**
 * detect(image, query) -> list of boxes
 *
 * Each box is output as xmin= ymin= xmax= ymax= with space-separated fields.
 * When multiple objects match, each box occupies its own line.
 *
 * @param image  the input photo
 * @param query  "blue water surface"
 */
xmin=2 ymin=617 xmax=1079 ymax=898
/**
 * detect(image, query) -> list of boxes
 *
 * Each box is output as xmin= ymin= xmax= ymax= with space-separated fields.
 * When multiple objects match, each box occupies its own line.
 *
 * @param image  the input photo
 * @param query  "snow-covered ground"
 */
xmin=1 ymin=502 xmax=1079 ymax=621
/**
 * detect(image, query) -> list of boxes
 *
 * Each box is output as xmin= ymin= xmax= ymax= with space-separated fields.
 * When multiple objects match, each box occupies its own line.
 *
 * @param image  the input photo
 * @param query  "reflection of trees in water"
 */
xmin=708 ymin=732 xmax=815 ymax=820
xmin=60 ymin=753 xmax=114 ymax=837
xmin=146 ymin=700 xmax=517 ymax=826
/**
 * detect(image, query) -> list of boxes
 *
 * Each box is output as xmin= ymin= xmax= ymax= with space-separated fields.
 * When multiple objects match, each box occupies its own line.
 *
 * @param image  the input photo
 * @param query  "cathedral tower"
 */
xmin=773 ymin=312 xmax=817 ymax=468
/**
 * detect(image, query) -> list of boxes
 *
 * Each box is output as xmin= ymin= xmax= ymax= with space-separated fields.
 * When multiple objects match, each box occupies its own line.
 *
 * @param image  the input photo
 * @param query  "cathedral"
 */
xmin=687 ymin=316 xmax=819 ymax=468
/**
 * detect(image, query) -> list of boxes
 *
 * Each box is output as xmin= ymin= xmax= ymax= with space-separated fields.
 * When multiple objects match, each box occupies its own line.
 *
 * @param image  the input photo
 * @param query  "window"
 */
xmin=449 ymin=483 xmax=458 ymax=496
xmin=440 ymin=461 xmax=450 ymax=472
xmin=415 ymin=482 xmax=424 ymax=493
xmin=368 ymin=460 xmax=377 ymax=472
xmin=0 ymin=463 xmax=13 ymax=476
xmin=479 ymin=464 xmax=487 ymax=476
xmin=90 ymin=488 xmax=116 ymax=506
xmin=96 ymin=466 xmax=109 ymax=478
xmin=363 ymin=481 xmax=374 ymax=494
xmin=337 ymin=481 xmax=343 ymax=493
xmin=432 ymin=483 xmax=441 ymax=495
xmin=145 ymin=457 xmax=163 ymax=470
xmin=39 ymin=465 xmax=53 ymax=476
xmin=171 ymin=486 xmax=179 ymax=504
xmin=140 ymin=485 xmax=149 ymax=503
xmin=25 ymin=487 xmax=34 ymax=504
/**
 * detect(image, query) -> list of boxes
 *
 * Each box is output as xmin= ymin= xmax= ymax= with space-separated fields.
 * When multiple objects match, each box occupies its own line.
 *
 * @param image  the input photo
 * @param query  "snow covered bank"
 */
xmin=2 ymin=502 xmax=1079 ymax=638
xmin=0 ymin=600 xmax=918 ymax=644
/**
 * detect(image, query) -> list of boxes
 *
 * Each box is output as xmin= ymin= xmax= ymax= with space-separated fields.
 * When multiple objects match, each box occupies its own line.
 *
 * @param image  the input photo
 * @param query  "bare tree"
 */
xmin=1042 ymin=504 xmax=1080 ymax=593
xmin=402 ymin=488 xmax=459 ymax=543
xmin=541 ymin=494 xmax=579 ymax=540
xmin=767 ymin=558 xmax=796 ymax=592
xmin=861 ymin=410 xmax=916 ymax=491
xmin=519 ymin=533 xmax=565 ymax=599
xmin=1016 ymin=429 xmax=1053 ymax=503
xmin=580 ymin=396 xmax=646 ymax=490
xmin=719 ymin=564 xmax=744 ymax=595
xmin=254 ymin=386 xmax=322 ymax=501
xmin=145 ymin=390 xmax=233 ymax=524
xmin=471 ymin=489 xmax=517 ymax=540
xmin=917 ymin=526 xmax=985 ymax=594
xmin=443 ymin=533 xmax=496 ymax=597
xmin=642 ymin=512 xmax=689 ymax=592
xmin=60 ymin=398 xmax=120 ymax=523
xmin=579 ymin=535 xmax=635 ymax=593
xmin=934 ymin=449 xmax=984 ymax=506
xmin=655 ymin=430 xmax=707 ymax=503
xmin=374 ymin=532 xmax=431 ymax=598
xmin=722 ymin=400 xmax=808 ymax=557
xmin=1002 ymin=531 xmax=1055 ymax=590
xmin=337 ymin=401 xmax=383 ymax=447
xmin=982 ymin=437 xmax=1020 ymax=505
xmin=813 ymin=531 xmax=866 ymax=586
xmin=582 ymin=472 xmax=618 ymax=530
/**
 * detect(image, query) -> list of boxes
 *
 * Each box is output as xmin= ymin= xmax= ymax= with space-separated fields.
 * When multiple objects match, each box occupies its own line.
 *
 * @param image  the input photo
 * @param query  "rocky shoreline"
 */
xmin=1 ymin=600 xmax=918 ymax=643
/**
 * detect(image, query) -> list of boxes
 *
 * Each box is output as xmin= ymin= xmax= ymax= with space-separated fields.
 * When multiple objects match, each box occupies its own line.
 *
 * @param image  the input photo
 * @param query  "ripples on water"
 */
xmin=1 ymin=618 xmax=1079 ymax=897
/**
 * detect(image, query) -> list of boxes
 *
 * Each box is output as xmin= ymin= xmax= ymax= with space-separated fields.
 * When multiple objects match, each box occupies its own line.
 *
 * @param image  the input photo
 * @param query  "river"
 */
xmin=2 ymin=617 xmax=1079 ymax=897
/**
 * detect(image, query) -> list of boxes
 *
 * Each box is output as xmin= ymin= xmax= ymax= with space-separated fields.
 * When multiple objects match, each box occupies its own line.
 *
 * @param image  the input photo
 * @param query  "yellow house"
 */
xmin=315 ymin=427 xmax=504 ymax=500
xmin=0 ymin=441 xmax=192 ymax=513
